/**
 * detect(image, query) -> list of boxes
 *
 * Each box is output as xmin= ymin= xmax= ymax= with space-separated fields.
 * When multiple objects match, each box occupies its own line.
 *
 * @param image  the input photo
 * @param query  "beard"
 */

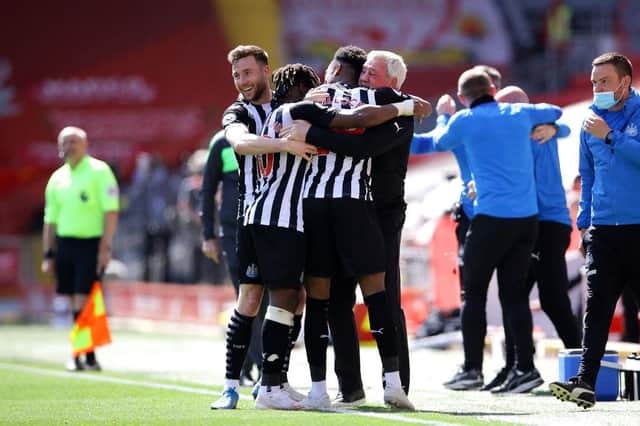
xmin=248 ymin=79 xmax=268 ymax=103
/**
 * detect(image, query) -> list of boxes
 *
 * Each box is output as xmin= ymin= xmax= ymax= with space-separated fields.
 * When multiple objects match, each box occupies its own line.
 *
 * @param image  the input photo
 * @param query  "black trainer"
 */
xmin=481 ymin=366 xmax=511 ymax=391
xmin=443 ymin=367 xmax=484 ymax=390
xmin=491 ymin=368 xmax=543 ymax=394
xmin=549 ymin=377 xmax=595 ymax=409
xmin=84 ymin=360 xmax=102 ymax=372
xmin=65 ymin=357 xmax=85 ymax=372
xmin=333 ymin=389 xmax=366 ymax=407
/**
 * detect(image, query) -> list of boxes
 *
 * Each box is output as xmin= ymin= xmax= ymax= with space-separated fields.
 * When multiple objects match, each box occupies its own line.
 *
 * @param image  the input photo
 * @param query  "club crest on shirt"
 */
xmin=625 ymin=122 xmax=638 ymax=137
xmin=107 ymin=185 xmax=119 ymax=198
xmin=246 ymin=263 xmax=259 ymax=279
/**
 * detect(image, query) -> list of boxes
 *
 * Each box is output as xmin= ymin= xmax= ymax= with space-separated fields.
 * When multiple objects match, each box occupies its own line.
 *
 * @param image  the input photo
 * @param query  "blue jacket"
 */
xmin=532 ymin=123 xmax=572 ymax=226
xmin=432 ymin=97 xmax=562 ymax=218
xmin=577 ymin=88 xmax=640 ymax=228
xmin=411 ymin=115 xmax=474 ymax=219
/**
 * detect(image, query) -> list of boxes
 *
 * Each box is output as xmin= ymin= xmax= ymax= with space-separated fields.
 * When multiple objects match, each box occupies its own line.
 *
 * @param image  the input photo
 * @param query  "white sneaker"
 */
xmin=383 ymin=385 xmax=415 ymax=410
xmin=255 ymin=386 xmax=302 ymax=410
xmin=300 ymin=392 xmax=332 ymax=410
xmin=281 ymin=382 xmax=305 ymax=402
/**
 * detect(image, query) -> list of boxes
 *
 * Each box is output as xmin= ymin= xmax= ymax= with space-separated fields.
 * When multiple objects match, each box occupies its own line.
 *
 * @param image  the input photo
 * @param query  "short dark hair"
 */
xmin=592 ymin=52 xmax=633 ymax=82
xmin=272 ymin=63 xmax=321 ymax=103
xmin=458 ymin=68 xmax=492 ymax=101
xmin=333 ymin=45 xmax=367 ymax=81
xmin=473 ymin=65 xmax=502 ymax=89
xmin=227 ymin=45 xmax=269 ymax=66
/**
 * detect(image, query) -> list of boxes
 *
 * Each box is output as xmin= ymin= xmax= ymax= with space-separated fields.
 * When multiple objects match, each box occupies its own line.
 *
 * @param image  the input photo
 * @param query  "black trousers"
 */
xmin=454 ymin=208 xmax=471 ymax=293
xmin=221 ymin=223 xmax=239 ymax=289
xmin=622 ymin=287 xmax=639 ymax=343
xmin=328 ymin=205 xmax=410 ymax=394
xmin=461 ymin=214 xmax=538 ymax=372
xmin=578 ymin=225 xmax=640 ymax=386
xmin=504 ymin=221 xmax=581 ymax=367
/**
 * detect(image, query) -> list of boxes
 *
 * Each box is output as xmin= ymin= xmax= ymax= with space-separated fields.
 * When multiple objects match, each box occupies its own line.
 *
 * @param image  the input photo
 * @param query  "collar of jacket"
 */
xmin=470 ymin=94 xmax=496 ymax=108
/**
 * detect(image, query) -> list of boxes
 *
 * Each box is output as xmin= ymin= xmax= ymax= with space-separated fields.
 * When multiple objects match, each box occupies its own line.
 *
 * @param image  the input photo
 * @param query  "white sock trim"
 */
xmin=310 ymin=380 xmax=327 ymax=396
xmin=224 ymin=379 xmax=239 ymax=391
xmin=384 ymin=371 xmax=402 ymax=389
xmin=265 ymin=306 xmax=294 ymax=326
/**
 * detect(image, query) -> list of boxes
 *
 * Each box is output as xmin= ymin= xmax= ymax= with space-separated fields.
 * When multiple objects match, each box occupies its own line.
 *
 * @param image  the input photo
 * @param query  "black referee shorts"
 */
xmin=55 ymin=237 xmax=100 ymax=295
xmin=303 ymin=198 xmax=385 ymax=278
xmin=238 ymin=224 xmax=305 ymax=289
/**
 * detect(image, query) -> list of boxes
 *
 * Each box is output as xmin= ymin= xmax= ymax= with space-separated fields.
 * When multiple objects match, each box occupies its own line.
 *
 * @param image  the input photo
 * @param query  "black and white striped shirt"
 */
xmin=222 ymin=97 xmax=277 ymax=219
xmin=244 ymin=102 xmax=336 ymax=232
xmin=303 ymin=85 xmax=403 ymax=200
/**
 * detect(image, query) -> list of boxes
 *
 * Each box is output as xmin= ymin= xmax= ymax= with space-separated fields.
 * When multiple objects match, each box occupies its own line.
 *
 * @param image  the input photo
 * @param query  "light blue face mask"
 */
xmin=593 ymin=82 xmax=624 ymax=110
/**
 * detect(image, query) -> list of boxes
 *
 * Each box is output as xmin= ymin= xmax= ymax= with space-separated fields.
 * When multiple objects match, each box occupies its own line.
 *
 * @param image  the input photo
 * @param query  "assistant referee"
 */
xmin=41 ymin=126 xmax=119 ymax=371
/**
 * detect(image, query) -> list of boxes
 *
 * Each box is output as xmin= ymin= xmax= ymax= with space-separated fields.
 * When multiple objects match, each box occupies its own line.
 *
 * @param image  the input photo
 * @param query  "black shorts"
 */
xmin=303 ymin=198 xmax=385 ymax=277
xmin=238 ymin=224 xmax=305 ymax=289
xmin=237 ymin=224 xmax=262 ymax=285
xmin=55 ymin=237 xmax=100 ymax=295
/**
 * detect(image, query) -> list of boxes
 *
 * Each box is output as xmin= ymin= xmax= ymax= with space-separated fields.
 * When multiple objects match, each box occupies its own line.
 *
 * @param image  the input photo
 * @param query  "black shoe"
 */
xmin=65 ymin=357 xmax=85 ymax=372
xmin=491 ymin=367 xmax=543 ymax=394
xmin=549 ymin=377 xmax=595 ymax=409
xmin=480 ymin=366 xmax=511 ymax=391
xmin=333 ymin=389 xmax=366 ymax=407
xmin=84 ymin=360 xmax=102 ymax=371
xmin=443 ymin=367 xmax=483 ymax=390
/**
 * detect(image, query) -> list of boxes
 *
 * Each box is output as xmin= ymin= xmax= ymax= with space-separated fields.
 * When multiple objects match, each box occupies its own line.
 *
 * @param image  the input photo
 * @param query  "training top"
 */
xmin=531 ymin=123 xmax=572 ymax=226
xmin=411 ymin=114 xmax=474 ymax=218
xmin=578 ymin=87 xmax=640 ymax=228
xmin=432 ymin=95 xmax=562 ymax=218
xmin=44 ymin=155 xmax=119 ymax=238
xmin=201 ymin=129 xmax=240 ymax=240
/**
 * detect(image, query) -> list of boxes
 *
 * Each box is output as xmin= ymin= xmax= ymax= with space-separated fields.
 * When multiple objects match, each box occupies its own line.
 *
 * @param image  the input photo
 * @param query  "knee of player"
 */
xmin=237 ymin=285 xmax=264 ymax=316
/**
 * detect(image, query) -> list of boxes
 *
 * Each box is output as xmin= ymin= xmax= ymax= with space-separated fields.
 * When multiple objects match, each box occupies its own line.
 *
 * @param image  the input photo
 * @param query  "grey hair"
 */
xmin=367 ymin=50 xmax=407 ymax=89
xmin=58 ymin=126 xmax=87 ymax=143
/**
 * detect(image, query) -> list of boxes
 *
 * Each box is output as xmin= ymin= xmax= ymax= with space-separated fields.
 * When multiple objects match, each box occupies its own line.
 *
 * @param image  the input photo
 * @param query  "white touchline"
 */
xmin=0 ymin=362 xmax=250 ymax=399
xmin=0 ymin=362 xmax=452 ymax=425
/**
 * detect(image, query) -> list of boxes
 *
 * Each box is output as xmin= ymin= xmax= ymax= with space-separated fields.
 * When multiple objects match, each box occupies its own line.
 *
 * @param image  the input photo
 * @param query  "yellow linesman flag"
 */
xmin=70 ymin=281 xmax=112 ymax=355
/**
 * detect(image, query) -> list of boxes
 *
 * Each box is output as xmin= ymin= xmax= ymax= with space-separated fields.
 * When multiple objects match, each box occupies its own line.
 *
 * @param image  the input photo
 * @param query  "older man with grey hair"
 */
xmin=325 ymin=49 xmax=415 ymax=403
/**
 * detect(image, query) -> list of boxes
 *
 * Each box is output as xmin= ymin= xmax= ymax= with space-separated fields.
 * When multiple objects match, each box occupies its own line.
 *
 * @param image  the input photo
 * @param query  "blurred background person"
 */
xmin=127 ymin=153 xmax=176 ymax=282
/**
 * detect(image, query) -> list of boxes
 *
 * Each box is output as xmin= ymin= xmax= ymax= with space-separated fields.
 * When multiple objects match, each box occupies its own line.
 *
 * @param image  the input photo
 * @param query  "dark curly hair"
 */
xmin=272 ymin=63 xmax=321 ymax=103
xmin=334 ymin=45 xmax=367 ymax=82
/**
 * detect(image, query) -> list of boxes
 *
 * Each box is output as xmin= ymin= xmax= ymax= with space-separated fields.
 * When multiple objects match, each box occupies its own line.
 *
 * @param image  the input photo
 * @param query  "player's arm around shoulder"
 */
xmin=525 ymin=102 xmax=563 ymax=125
xmin=432 ymin=109 xmax=467 ymax=151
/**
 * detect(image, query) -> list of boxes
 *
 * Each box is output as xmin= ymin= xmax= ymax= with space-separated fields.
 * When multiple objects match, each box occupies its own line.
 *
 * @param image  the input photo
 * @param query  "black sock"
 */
xmin=225 ymin=310 xmax=255 ymax=380
xmin=85 ymin=351 xmax=96 ymax=364
xmin=72 ymin=310 xmax=81 ymax=360
xmin=304 ymin=298 xmax=329 ymax=382
xmin=281 ymin=314 xmax=302 ymax=383
xmin=262 ymin=318 xmax=292 ymax=387
xmin=364 ymin=291 xmax=399 ymax=372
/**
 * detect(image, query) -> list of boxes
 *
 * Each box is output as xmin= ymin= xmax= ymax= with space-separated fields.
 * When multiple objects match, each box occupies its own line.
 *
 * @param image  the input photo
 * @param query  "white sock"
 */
xmin=384 ymin=371 xmax=402 ymax=389
xmin=310 ymin=380 xmax=327 ymax=396
xmin=224 ymin=379 xmax=239 ymax=391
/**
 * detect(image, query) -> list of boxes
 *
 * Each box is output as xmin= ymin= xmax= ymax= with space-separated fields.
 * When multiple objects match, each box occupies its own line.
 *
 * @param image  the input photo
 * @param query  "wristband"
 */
xmin=394 ymin=99 xmax=414 ymax=116
xmin=44 ymin=249 xmax=55 ymax=259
